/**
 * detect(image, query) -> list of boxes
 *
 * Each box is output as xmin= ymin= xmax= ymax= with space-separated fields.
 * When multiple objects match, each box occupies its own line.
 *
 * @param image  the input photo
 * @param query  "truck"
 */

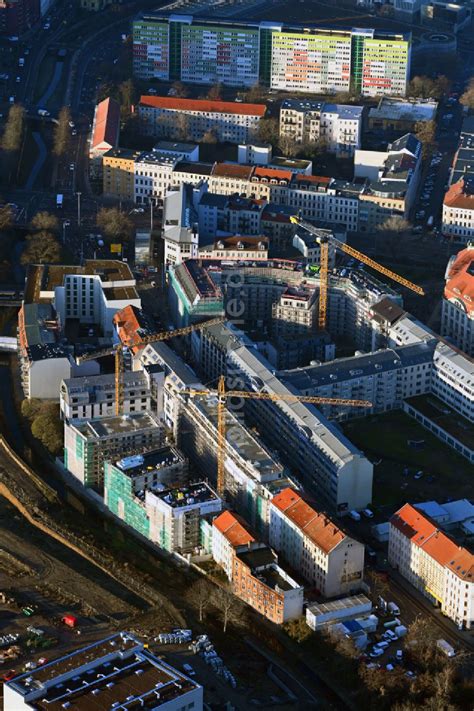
xmin=56 ymin=194 xmax=63 ymax=209
xmin=394 ymin=625 xmax=407 ymax=638
xmin=437 ymin=639 xmax=456 ymax=658
xmin=387 ymin=601 xmax=400 ymax=616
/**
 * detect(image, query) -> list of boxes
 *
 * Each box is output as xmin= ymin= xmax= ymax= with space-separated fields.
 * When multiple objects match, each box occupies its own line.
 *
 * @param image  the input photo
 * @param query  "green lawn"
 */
xmin=343 ymin=411 xmax=473 ymax=511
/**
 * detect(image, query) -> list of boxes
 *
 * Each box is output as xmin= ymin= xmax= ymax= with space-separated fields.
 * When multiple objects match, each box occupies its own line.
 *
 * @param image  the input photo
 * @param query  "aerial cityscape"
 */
xmin=0 ymin=0 xmax=473 ymax=707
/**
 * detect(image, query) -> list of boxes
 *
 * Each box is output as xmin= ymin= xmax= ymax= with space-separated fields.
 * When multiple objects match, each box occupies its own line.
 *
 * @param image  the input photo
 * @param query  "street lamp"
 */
xmin=76 ymin=192 xmax=82 ymax=227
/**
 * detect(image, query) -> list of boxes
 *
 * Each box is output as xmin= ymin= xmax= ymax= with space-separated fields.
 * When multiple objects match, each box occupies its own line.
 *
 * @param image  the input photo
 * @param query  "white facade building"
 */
xmin=269 ymin=488 xmax=365 ymax=597
xmin=211 ymin=509 xmax=262 ymax=580
xmin=441 ymin=245 xmax=474 ymax=356
xmin=389 ymin=503 xmax=474 ymax=629
xmin=146 ymin=482 xmax=222 ymax=553
xmin=280 ymin=100 xmax=363 ymax=157
xmin=137 ymin=96 xmax=266 ymax=144
xmin=442 ymin=178 xmax=474 ymax=243
xmin=60 ymin=368 xmax=164 ymax=421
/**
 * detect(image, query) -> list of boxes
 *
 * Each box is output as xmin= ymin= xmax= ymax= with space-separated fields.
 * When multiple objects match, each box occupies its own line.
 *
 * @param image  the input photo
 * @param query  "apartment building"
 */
xmin=272 ymin=287 xmax=318 ymax=339
xmin=442 ymin=178 xmax=474 ymax=243
xmin=103 ymin=448 xmax=188 ymax=540
xmin=226 ymin=344 xmax=373 ymax=514
xmin=134 ymin=340 xmax=202 ymax=435
xmin=177 ymin=392 xmax=291 ymax=536
xmin=133 ymin=15 xmax=411 ymax=98
xmin=355 ymin=133 xmax=422 ymax=219
xmin=281 ymin=341 xmax=435 ymax=421
xmin=102 ymin=148 xmax=138 ymax=202
xmin=60 ymin=369 xmax=164 ymax=421
xmin=212 ymin=510 xmax=263 ymax=580
xmin=198 ymin=235 xmax=269 ymax=261
xmin=233 ymin=547 xmax=304 ymax=624
xmin=270 ymin=488 xmax=365 ymax=597
xmin=441 ymin=245 xmax=474 ymax=356
xmin=63 ymin=412 xmax=164 ymax=489
xmin=134 ymin=149 xmax=178 ymax=206
xmin=137 ymin=96 xmax=266 ymax=144
xmin=431 ymin=342 xmax=474 ymax=423
xmin=18 ymin=261 xmax=140 ymax=399
xmin=442 ymin=121 xmax=474 ymax=242
xmin=4 ymin=633 xmax=203 ymax=711
xmin=389 ymin=503 xmax=474 ymax=629
xmin=280 ymin=100 xmax=363 ymax=157
xmin=168 ymin=260 xmax=224 ymax=327
xmin=145 ymin=482 xmax=221 ymax=553
xmin=162 ymin=183 xmax=203 ymax=266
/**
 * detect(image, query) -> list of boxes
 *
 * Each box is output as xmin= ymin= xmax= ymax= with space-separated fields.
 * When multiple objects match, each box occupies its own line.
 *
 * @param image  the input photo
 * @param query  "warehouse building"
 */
xmin=4 ymin=632 xmax=203 ymax=710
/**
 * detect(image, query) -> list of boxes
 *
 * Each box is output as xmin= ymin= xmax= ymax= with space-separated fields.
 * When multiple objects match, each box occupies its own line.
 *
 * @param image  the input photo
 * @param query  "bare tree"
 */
xmin=1 ymin=104 xmax=25 ymax=153
xmin=414 ymin=120 xmax=437 ymax=160
xmin=96 ymin=207 xmax=134 ymax=243
xmin=278 ymin=134 xmax=299 ymax=157
xmin=212 ymin=584 xmax=242 ymax=633
xmin=171 ymin=81 xmax=189 ymax=98
xmin=207 ymin=83 xmax=223 ymax=101
xmin=187 ymin=579 xmax=210 ymax=622
xmin=0 ymin=204 xmax=14 ymax=232
xmin=31 ymin=211 xmax=59 ymax=233
xmin=460 ymin=77 xmax=474 ymax=110
xmin=377 ymin=215 xmax=411 ymax=234
xmin=53 ymin=106 xmax=71 ymax=157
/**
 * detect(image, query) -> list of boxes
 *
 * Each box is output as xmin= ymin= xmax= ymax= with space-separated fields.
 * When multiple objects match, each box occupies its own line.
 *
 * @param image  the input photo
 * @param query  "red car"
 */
xmin=2 ymin=670 xmax=17 ymax=682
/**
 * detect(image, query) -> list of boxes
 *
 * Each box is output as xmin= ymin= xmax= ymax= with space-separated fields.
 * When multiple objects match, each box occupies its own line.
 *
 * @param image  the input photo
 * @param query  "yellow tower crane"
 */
xmin=76 ymin=317 xmax=224 ymax=416
xmin=290 ymin=216 xmax=425 ymax=331
xmin=184 ymin=375 xmax=372 ymax=497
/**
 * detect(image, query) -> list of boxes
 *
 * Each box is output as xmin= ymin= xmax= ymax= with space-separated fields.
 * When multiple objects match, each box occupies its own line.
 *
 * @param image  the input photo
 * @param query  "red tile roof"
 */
xmin=444 ymin=178 xmax=474 ymax=210
xmin=271 ymin=488 xmax=346 ymax=554
xmin=139 ymin=96 xmax=266 ymax=117
xmin=252 ymin=167 xmax=293 ymax=183
xmin=391 ymin=503 xmax=474 ymax=580
xmin=213 ymin=511 xmax=256 ymax=548
xmin=91 ymin=97 xmax=120 ymax=151
xmin=444 ymin=246 xmax=474 ymax=315
xmin=113 ymin=305 xmax=155 ymax=351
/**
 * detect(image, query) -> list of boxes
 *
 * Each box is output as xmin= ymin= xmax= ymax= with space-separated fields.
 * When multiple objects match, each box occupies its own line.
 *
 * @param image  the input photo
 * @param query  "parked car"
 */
xmin=369 ymin=648 xmax=384 ymax=658
xmin=362 ymin=508 xmax=374 ymax=519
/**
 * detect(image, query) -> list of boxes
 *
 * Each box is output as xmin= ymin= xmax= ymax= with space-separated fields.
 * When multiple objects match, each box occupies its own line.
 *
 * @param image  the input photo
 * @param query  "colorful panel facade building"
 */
xmin=132 ymin=14 xmax=411 ymax=97
xmin=270 ymin=30 xmax=352 ymax=94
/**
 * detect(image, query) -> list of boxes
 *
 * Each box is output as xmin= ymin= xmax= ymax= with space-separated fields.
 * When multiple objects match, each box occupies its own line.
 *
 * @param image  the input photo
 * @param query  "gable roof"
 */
xmin=91 ymin=97 xmax=120 ymax=150
xmin=391 ymin=503 xmax=474 ymax=580
xmin=271 ymin=488 xmax=346 ymax=554
xmin=213 ymin=510 xmax=256 ymax=548
xmin=444 ymin=245 xmax=474 ymax=315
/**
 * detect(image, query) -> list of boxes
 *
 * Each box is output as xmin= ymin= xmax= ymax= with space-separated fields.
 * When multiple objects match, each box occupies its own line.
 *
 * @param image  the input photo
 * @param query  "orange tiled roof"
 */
xmin=253 ymin=167 xmax=293 ymax=182
xmin=444 ymin=178 xmax=474 ymax=210
xmin=272 ymin=488 xmax=346 ymax=554
xmin=391 ymin=503 xmax=474 ymax=580
xmin=91 ymin=97 xmax=120 ymax=150
xmin=113 ymin=305 xmax=155 ymax=350
xmin=213 ymin=511 xmax=256 ymax=548
xmin=444 ymin=247 xmax=474 ymax=315
xmin=139 ymin=96 xmax=266 ymax=117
